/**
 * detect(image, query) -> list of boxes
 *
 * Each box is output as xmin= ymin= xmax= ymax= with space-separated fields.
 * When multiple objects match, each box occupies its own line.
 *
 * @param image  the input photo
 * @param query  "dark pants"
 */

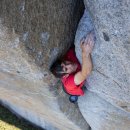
xmin=62 ymin=85 xmax=79 ymax=103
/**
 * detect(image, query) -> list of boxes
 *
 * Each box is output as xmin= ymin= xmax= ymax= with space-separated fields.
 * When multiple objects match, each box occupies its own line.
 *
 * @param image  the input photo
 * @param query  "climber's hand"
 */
xmin=80 ymin=32 xmax=94 ymax=54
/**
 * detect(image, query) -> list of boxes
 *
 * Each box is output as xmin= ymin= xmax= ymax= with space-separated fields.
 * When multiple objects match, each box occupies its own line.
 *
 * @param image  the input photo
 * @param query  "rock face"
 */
xmin=0 ymin=0 xmax=90 ymax=130
xmin=1 ymin=0 xmax=130 ymax=130
xmin=75 ymin=1 xmax=130 ymax=130
xmin=0 ymin=0 xmax=84 ymax=69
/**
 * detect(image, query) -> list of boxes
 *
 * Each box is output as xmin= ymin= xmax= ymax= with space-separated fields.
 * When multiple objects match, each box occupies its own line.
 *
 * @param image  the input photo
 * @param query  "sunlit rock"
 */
xmin=75 ymin=1 xmax=130 ymax=130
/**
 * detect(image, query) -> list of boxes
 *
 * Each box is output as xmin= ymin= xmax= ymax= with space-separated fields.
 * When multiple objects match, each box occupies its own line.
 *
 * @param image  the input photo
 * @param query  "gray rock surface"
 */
xmin=79 ymin=91 xmax=130 ymax=130
xmin=0 ymin=0 xmax=90 ymax=130
xmin=1 ymin=0 xmax=130 ymax=130
xmin=0 ymin=18 xmax=89 ymax=130
xmin=0 ymin=0 xmax=84 ymax=69
xmin=74 ymin=1 xmax=130 ymax=130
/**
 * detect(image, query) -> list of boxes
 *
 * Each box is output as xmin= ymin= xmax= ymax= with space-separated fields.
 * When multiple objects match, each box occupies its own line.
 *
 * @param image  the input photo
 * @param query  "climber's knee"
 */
xmin=69 ymin=95 xmax=78 ymax=103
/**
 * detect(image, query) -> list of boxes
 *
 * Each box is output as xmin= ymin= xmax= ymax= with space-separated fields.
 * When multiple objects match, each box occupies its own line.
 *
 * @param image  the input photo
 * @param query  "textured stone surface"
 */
xmin=0 ymin=20 xmax=89 ymax=130
xmin=0 ymin=0 xmax=90 ymax=130
xmin=0 ymin=0 xmax=84 ymax=69
xmin=79 ymin=91 xmax=130 ymax=130
xmin=74 ymin=1 xmax=130 ymax=130
xmin=1 ymin=0 xmax=130 ymax=130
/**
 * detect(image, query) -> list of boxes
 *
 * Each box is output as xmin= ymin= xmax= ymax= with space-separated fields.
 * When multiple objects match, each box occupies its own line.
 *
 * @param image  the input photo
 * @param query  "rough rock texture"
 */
xmin=0 ymin=0 xmax=84 ymax=69
xmin=79 ymin=92 xmax=130 ymax=130
xmin=74 ymin=1 xmax=130 ymax=130
xmin=0 ymin=18 xmax=90 ymax=130
xmin=0 ymin=0 xmax=90 ymax=130
xmin=1 ymin=0 xmax=130 ymax=130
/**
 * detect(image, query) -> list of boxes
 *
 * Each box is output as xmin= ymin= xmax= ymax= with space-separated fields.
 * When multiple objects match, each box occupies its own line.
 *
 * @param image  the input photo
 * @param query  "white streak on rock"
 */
xmin=41 ymin=32 xmax=50 ymax=45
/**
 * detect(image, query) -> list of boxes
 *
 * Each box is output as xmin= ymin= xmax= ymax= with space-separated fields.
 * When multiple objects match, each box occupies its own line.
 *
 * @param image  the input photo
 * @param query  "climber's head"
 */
xmin=50 ymin=60 xmax=77 ymax=78
xmin=61 ymin=61 xmax=78 ymax=74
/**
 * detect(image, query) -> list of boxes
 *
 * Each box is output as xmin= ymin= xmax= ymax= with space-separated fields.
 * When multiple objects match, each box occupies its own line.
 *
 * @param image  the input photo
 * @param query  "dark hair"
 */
xmin=50 ymin=60 xmax=66 ymax=78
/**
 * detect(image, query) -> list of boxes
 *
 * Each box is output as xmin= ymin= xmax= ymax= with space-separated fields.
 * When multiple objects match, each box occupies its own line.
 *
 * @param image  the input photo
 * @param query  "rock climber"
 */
xmin=51 ymin=32 xmax=94 ymax=103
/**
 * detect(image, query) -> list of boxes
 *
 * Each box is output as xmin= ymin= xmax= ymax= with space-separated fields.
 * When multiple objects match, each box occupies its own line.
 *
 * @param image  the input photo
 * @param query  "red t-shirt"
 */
xmin=61 ymin=48 xmax=85 ymax=96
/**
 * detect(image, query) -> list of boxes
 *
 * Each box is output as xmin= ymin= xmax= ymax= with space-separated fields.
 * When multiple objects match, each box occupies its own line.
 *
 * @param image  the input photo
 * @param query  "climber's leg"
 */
xmin=69 ymin=95 xmax=78 ymax=103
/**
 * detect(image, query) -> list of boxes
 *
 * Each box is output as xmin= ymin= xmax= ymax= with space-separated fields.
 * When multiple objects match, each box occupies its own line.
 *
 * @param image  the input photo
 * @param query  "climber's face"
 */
xmin=61 ymin=61 xmax=78 ymax=74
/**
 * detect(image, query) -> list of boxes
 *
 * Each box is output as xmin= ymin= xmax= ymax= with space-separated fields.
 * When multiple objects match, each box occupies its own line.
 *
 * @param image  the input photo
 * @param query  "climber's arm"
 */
xmin=74 ymin=33 xmax=94 ymax=85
